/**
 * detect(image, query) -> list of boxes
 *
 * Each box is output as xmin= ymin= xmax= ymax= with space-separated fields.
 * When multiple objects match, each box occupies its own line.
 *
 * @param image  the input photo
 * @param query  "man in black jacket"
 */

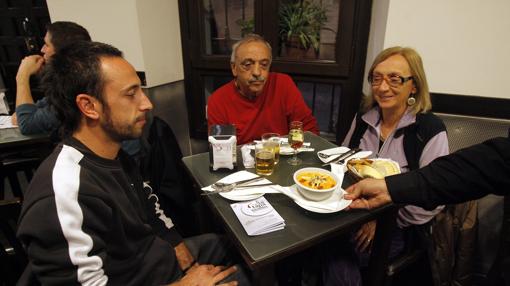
xmin=344 ymin=135 xmax=510 ymax=286
xmin=17 ymin=41 xmax=247 ymax=285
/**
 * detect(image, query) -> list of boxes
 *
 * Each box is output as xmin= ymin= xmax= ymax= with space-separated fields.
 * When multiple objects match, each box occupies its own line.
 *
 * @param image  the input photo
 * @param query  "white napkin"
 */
xmin=240 ymin=145 xmax=255 ymax=168
xmin=231 ymin=197 xmax=285 ymax=236
xmin=279 ymin=145 xmax=315 ymax=155
xmin=0 ymin=92 xmax=10 ymax=115
xmin=0 ymin=115 xmax=15 ymax=129
xmin=277 ymin=186 xmax=344 ymax=211
xmin=202 ymin=171 xmax=280 ymax=199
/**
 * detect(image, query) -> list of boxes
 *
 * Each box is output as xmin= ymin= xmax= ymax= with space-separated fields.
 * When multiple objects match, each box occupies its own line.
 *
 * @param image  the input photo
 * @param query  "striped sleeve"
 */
xmin=18 ymin=145 xmax=109 ymax=285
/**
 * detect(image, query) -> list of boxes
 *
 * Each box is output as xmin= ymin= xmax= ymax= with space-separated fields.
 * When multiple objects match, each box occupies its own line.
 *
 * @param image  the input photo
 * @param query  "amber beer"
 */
xmin=255 ymin=144 xmax=275 ymax=176
xmin=262 ymin=133 xmax=281 ymax=164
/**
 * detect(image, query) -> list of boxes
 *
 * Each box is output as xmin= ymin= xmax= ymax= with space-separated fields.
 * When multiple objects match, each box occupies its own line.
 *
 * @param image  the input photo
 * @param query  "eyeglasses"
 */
xmin=368 ymin=74 xmax=414 ymax=88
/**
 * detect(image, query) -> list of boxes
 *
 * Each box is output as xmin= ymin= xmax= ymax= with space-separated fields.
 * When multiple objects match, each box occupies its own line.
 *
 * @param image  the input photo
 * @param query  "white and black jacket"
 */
xmin=18 ymin=137 xmax=184 ymax=285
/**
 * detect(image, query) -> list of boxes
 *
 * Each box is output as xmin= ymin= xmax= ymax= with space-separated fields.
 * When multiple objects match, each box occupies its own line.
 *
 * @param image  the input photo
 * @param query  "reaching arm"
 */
xmin=387 ymin=136 xmax=510 ymax=209
xmin=346 ymin=137 xmax=510 ymax=210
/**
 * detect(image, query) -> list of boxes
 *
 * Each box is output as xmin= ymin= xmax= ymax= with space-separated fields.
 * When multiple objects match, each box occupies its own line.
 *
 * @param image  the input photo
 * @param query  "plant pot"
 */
xmin=282 ymin=36 xmax=318 ymax=60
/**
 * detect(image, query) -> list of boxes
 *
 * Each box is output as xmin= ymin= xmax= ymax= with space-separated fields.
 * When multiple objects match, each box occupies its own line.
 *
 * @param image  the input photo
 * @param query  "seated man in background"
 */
xmin=207 ymin=34 xmax=319 ymax=144
xmin=12 ymin=21 xmax=140 ymax=157
xmin=17 ymin=41 xmax=248 ymax=285
xmin=12 ymin=21 xmax=91 ymax=134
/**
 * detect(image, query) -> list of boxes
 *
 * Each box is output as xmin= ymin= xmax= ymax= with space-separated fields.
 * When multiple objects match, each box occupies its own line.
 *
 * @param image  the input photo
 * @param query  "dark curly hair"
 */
xmin=46 ymin=21 xmax=91 ymax=52
xmin=42 ymin=41 xmax=122 ymax=137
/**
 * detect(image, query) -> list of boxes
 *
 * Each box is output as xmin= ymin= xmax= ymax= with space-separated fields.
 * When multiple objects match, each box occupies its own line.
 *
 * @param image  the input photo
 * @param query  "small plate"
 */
xmin=289 ymin=185 xmax=351 ymax=214
xmin=220 ymin=191 xmax=264 ymax=201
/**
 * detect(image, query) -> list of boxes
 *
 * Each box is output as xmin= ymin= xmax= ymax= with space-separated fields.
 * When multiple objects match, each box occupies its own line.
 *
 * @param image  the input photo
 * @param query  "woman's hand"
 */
xmin=355 ymin=220 xmax=376 ymax=253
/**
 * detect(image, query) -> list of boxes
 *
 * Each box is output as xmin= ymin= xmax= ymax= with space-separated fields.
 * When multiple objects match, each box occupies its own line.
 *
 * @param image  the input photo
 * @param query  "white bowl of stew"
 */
xmin=293 ymin=167 xmax=338 ymax=201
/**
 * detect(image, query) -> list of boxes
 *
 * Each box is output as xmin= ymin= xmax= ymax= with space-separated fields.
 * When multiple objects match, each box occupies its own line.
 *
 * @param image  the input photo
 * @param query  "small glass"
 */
xmin=287 ymin=121 xmax=303 ymax=165
xmin=261 ymin=132 xmax=280 ymax=164
xmin=255 ymin=143 xmax=275 ymax=176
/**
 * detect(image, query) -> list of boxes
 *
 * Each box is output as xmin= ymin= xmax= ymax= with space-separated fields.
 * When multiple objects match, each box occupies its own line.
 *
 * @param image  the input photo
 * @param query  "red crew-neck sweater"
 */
xmin=207 ymin=72 xmax=319 ymax=145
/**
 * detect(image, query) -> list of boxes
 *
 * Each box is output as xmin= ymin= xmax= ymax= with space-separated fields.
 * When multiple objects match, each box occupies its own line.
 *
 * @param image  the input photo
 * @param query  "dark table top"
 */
xmin=0 ymin=128 xmax=50 ymax=151
xmin=182 ymin=132 xmax=393 ymax=270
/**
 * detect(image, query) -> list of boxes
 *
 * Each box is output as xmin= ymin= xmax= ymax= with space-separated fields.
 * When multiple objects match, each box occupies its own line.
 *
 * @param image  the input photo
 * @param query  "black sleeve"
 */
xmin=143 ymin=183 xmax=184 ymax=246
xmin=386 ymin=137 xmax=510 ymax=210
xmin=121 ymin=152 xmax=184 ymax=247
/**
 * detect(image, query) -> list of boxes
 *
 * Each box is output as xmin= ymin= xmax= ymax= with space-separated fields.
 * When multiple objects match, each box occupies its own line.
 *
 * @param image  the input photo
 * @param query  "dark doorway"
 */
xmin=0 ymin=0 xmax=50 ymax=111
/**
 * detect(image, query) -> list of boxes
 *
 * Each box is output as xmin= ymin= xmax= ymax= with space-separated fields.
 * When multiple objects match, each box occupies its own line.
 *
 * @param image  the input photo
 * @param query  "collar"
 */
xmin=361 ymin=107 xmax=417 ymax=131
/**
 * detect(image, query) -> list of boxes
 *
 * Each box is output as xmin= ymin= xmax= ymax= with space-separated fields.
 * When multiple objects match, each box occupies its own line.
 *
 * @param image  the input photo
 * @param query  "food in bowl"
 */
xmin=293 ymin=168 xmax=338 ymax=201
xmin=296 ymin=172 xmax=336 ymax=190
xmin=347 ymin=158 xmax=400 ymax=179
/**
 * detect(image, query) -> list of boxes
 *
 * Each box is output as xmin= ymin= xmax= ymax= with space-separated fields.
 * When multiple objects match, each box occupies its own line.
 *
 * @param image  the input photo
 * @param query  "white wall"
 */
xmin=365 ymin=0 xmax=510 ymax=99
xmin=47 ymin=0 xmax=183 ymax=87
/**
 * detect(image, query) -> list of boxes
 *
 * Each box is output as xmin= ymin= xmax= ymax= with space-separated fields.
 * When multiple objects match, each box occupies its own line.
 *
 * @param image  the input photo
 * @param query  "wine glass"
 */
xmin=287 ymin=121 xmax=303 ymax=165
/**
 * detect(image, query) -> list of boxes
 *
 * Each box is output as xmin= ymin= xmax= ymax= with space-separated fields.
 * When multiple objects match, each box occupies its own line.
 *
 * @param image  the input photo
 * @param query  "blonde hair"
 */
xmin=362 ymin=46 xmax=431 ymax=114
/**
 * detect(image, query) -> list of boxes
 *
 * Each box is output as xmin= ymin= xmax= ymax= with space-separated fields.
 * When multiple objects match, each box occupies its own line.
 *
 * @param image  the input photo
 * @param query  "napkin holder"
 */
xmin=209 ymin=124 xmax=237 ymax=171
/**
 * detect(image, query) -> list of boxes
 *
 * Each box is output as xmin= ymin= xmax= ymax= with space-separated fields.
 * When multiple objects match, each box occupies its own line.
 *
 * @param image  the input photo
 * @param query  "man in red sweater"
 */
xmin=207 ymin=34 xmax=319 ymax=145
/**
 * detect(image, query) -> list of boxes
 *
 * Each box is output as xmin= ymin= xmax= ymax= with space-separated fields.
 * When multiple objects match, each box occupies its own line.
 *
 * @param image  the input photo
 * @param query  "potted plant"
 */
xmin=279 ymin=0 xmax=330 ymax=59
xmin=236 ymin=18 xmax=254 ymax=37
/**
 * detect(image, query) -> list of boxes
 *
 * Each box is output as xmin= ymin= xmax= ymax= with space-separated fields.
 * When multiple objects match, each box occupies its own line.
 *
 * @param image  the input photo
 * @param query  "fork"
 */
xmin=211 ymin=176 xmax=265 ymax=190
xmin=318 ymin=151 xmax=349 ymax=159
xmin=322 ymin=148 xmax=361 ymax=166
xmin=202 ymin=183 xmax=277 ymax=196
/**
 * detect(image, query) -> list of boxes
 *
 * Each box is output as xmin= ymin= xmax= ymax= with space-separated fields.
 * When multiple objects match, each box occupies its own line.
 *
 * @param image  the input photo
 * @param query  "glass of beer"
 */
xmin=262 ymin=132 xmax=280 ymax=164
xmin=255 ymin=143 xmax=275 ymax=176
xmin=287 ymin=121 xmax=303 ymax=166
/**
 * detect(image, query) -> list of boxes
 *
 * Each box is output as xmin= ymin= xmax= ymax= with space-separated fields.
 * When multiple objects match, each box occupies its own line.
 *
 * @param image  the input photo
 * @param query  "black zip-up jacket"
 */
xmin=387 ymin=135 xmax=510 ymax=209
xmin=17 ymin=137 xmax=184 ymax=285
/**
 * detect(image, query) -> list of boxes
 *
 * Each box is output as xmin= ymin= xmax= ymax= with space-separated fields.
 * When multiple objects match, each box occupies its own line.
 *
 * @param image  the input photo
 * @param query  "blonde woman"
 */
xmin=322 ymin=46 xmax=449 ymax=285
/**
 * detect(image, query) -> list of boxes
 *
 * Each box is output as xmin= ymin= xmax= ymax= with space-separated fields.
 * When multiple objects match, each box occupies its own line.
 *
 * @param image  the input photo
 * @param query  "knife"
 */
xmin=322 ymin=148 xmax=361 ymax=166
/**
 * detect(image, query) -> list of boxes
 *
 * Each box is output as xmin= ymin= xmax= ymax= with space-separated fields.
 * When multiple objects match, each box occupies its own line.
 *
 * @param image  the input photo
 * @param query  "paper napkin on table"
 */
xmin=202 ymin=170 xmax=280 ymax=196
xmin=240 ymin=145 xmax=255 ymax=168
xmin=277 ymin=185 xmax=345 ymax=212
xmin=0 ymin=115 xmax=16 ymax=129
xmin=231 ymin=196 xmax=285 ymax=236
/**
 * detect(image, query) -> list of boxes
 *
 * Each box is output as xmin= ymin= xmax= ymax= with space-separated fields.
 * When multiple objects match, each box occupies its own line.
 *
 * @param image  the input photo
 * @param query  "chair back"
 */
xmin=0 ymin=198 xmax=27 ymax=285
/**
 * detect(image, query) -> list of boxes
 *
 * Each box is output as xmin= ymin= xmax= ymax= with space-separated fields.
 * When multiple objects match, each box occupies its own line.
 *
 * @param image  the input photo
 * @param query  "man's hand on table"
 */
xmin=170 ymin=264 xmax=239 ymax=286
xmin=344 ymin=178 xmax=393 ymax=210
